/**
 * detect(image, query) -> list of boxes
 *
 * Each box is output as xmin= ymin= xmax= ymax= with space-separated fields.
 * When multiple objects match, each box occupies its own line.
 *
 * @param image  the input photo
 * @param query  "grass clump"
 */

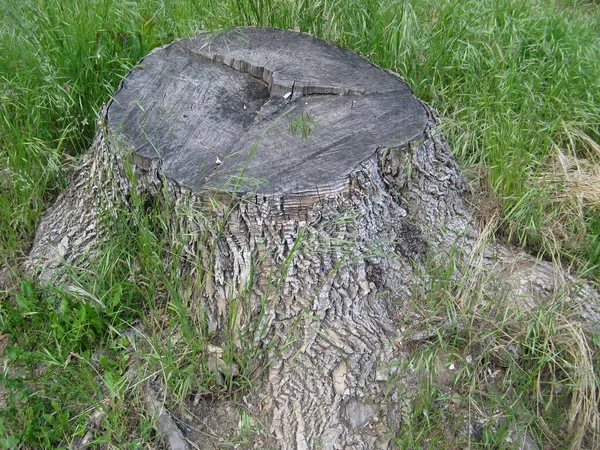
xmin=332 ymin=0 xmax=600 ymax=277
xmin=0 ymin=0 xmax=197 ymax=261
xmin=0 ymin=277 xmax=145 ymax=447
xmin=396 ymin=252 xmax=600 ymax=449
xmin=0 ymin=173 xmax=271 ymax=447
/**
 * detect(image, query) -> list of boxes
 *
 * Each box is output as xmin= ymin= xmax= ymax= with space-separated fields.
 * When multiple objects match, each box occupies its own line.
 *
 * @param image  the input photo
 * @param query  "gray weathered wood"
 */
xmin=107 ymin=28 xmax=427 ymax=196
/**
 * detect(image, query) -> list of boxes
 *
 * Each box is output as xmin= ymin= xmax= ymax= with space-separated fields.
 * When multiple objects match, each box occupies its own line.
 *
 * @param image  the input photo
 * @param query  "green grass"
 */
xmin=0 ymin=173 xmax=275 ymax=448
xmin=396 ymin=251 xmax=600 ymax=449
xmin=1 ymin=0 xmax=600 ymax=447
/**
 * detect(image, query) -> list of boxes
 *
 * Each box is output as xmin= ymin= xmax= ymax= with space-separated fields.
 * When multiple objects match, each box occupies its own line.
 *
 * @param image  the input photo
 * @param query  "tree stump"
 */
xmin=26 ymin=28 xmax=600 ymax=449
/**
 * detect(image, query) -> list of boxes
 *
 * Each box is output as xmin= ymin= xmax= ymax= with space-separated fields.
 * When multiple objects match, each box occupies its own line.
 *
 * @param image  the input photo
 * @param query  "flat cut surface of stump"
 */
xmin=107 ymin=28 xmax=427 ymax=195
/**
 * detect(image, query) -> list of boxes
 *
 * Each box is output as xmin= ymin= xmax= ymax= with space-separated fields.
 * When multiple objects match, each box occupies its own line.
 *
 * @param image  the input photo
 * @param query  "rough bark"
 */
xmin=25 ymin=28 xmax=600 ymax=449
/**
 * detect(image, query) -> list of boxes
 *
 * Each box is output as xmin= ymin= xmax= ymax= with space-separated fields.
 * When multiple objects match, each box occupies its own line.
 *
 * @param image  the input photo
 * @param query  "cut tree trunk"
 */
xmin=25 ymin=28 xmax=600 ymax=449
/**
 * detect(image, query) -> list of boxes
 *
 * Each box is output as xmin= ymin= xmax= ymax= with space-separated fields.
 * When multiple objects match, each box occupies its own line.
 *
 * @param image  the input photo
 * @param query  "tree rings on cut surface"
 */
xmin=107 ymin=28 xmax=427 ymax=197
